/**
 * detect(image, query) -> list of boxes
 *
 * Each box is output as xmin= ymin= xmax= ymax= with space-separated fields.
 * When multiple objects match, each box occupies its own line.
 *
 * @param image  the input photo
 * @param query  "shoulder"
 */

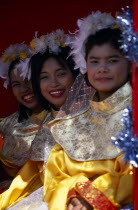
xmin=0 ymin=111 xmax=19 ymax=132
xmin=1 ymin=111 xmax=19 ymax=122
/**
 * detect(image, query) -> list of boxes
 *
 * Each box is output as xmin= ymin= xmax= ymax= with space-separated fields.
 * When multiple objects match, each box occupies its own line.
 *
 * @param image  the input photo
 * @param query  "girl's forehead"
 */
xmin=43 ymin=57 xmax=60 ymax=65
xmin=42 ymin=57 xmax=67 ymax=72
xmin=88 ymin=44 xmax=121 ymax=57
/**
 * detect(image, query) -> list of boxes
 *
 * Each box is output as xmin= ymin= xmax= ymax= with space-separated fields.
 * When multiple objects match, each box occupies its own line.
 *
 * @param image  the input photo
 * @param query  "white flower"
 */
xmin=30 ymin=29 xmax=71 ymax=55
xmin=0 ymin=43 xmax=33 ymax=88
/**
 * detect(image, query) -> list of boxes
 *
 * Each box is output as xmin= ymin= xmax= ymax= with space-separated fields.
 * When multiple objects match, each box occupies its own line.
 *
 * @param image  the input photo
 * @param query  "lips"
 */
xmin=96 ymin=77 xmax=112 ymax=82
xmin=49 ymin=89 xmax=65 ymax=98
xmin=22 ymin=93 xmax=35 ymax=103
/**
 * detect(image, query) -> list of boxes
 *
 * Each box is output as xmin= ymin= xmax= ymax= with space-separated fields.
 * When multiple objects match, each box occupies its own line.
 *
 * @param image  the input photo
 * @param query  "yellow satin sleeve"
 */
xmin=0 ymin=160 xmax=43 ymax=210
xmin=44 ymin=144 xmax=133 ymax=210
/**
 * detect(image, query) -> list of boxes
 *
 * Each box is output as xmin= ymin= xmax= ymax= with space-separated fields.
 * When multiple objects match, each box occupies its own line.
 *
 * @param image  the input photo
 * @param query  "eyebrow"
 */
xmin=40 ymin=68 xmax=66 ymax=74
xmin=89 ymin=55 xmax=121 ymax=59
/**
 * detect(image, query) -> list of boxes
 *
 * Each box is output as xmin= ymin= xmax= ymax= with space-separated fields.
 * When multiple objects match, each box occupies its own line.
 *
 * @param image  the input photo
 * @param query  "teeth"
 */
xmin=24 ymin=95 xmax=34 ymax=100
xmin=50 ymin=91 xmax=63 ymax=95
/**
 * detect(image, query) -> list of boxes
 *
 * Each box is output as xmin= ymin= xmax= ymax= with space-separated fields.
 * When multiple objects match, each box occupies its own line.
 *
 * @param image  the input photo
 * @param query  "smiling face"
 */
xmin=39 ymin=57 xmax=74 ymax=109
xmin=10 ymin=69 xmax=41 ymax=113
xmin=86 ymin=43 xmax=130 ymax=101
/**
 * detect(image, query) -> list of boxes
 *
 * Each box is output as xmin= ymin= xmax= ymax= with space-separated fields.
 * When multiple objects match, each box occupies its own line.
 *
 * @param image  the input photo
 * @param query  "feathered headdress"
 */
xmin=70 ymin=11 xmax=118 ymax=74
xmin=0 ymin=43 xmax=33 ymax=88
xmin=30 ymin=29 xmax=72 ymax=55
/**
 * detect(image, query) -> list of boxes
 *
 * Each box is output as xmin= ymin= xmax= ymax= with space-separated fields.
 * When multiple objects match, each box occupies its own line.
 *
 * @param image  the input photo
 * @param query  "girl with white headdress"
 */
xmin=0 ymin=43 xmax=46 ymax=192
xmin=0 ymin=29 xmax=81 ymax=210
xmin=43 ymin=11 xmax=133 ymax=210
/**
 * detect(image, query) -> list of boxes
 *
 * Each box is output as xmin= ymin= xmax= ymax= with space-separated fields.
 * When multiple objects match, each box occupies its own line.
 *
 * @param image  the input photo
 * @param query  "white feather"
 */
xmin=69 ymin=11 xmax=117 ymax=74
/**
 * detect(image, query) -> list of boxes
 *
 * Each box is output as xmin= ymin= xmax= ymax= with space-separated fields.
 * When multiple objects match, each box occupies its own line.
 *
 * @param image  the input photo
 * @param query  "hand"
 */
xmin=67 ymin=198 xmax=93 ymax=210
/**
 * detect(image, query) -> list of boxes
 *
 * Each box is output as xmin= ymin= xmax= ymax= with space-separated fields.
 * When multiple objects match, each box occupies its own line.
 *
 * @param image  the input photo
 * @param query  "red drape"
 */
xmin=0 ymin=0 xmax=131 ymax=117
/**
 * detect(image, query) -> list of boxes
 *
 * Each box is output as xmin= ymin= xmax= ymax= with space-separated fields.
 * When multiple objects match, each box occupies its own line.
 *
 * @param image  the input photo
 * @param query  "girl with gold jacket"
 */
xmin=43 ymin=12 xmax=132 ymax=210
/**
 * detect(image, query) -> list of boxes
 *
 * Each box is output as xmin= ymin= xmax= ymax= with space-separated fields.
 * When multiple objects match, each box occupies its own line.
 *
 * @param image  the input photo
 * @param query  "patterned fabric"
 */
xmin=29 ymin=112 xmax=56 ymax=161
xmin=50 ymin=82 xmax=132 ymax=161
xmin=0 ymin=112 xmax=37 ymax=166
xmin=0 ymin=110 xmax=55 ymax=166
xmin=75 ymin=181 xmax=118 ymax=210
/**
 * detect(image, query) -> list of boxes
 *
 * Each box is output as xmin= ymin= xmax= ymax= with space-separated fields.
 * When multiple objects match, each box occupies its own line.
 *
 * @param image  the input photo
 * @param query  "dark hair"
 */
xmin=30 ymin=46 xmax=79 ymax=110
xmin=85 ymin=28 xmax=123 ymax=60
xmin=8 ymin=58 xmax=20 ymax=80
xmin=8 ymin=59 xmax=32 ymax=122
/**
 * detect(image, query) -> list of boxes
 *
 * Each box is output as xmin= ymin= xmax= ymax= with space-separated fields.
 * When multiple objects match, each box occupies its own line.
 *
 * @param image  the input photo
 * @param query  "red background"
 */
xmin=0 ymin=0 xmax=132 ymax=117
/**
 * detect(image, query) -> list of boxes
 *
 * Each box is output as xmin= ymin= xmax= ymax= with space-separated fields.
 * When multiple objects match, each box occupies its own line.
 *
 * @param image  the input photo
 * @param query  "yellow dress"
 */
xmin=0 ymin=111 xmax=47 ymax=194
xmin=0 ymin=110 xmax=47 ymax=174
xmin=0 ymin=110 xmax=56 ymax=209
xmin=44 ymin=82 xmax=133 ymax=210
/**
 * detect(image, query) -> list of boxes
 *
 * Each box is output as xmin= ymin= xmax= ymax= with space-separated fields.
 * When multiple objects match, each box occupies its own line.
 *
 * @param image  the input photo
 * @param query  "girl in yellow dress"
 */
xmin=0 ymin=43 xmax=45 ymax=192
xmin=0 ymin=29 xmax=80 ymax=210
xmin=43 ymin=12 xmax=132 ymax=210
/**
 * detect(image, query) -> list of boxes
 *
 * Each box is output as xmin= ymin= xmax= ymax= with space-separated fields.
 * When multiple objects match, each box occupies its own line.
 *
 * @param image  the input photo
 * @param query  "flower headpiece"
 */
xmin=30 ymin=29 xmax=72 ymax=55
xmin=70 ymin=11 xmax=118 ymax=74
xmin=0 ymin=43 xmax=33 ymax=88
